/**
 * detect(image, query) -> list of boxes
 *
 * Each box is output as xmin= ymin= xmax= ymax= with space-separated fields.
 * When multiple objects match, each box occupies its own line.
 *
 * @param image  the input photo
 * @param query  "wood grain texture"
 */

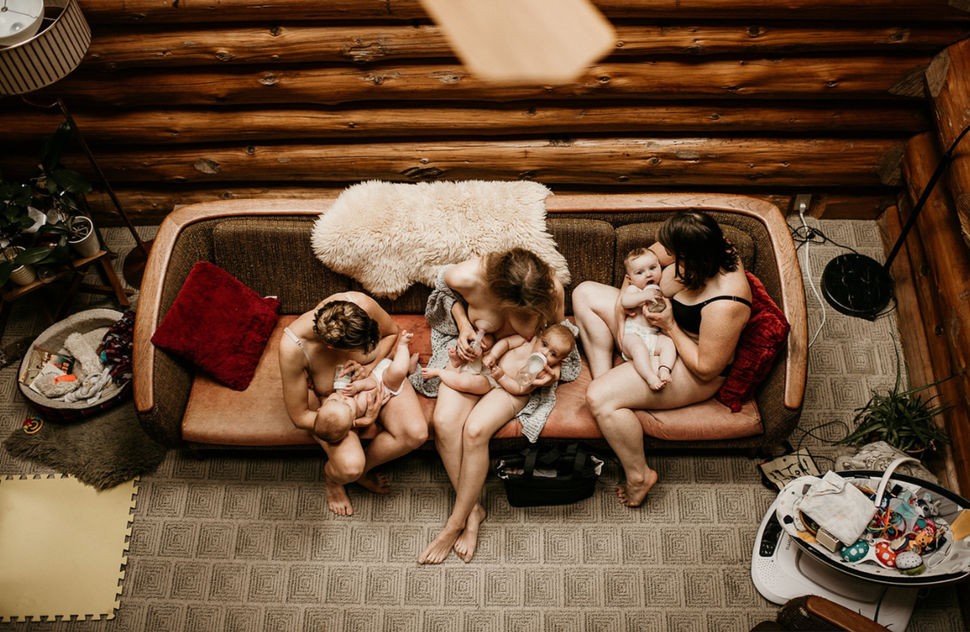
xmin=902 ymin=131 xmax=970 ymax=496
xmin=81 ymin=23 xmax=969 ymax=70
xmin=878 ymin=202 xmax=960 ymax=492
xmin=0 ymin=138 xmax=904 ymax=187
xmin=928 ymin=39 xmax=970 ymax=250
xmin=78 ymin=0 xmax=970 ymax=24
xmin=0 ymin=103 xmax=930 ymax=146
xmin=41 ymin=55 xmax=933 ymax=107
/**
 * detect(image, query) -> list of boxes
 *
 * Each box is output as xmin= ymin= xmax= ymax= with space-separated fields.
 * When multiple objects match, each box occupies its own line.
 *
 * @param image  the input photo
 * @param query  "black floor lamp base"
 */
xmin=821 ymin=253 xmax=893 ymax=321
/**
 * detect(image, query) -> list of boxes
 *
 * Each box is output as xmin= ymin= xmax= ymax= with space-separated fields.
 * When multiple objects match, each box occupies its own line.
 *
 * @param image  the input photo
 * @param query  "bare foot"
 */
xmin=645 ymin=374 xmax=664 ymax=391
xmin=453 ymin=503 xmax=487 ymax=563
xmin=357 ymin=470 xmax=390 ymax=495
xmin=418 ymin=524 xmax=463 ymax=564
xmin=616 ymin=468 xmax=659 ymax=508
xmin=408 ymin=353 xmax=420 ymax=374
xmin=325 ymin=475 xmax=354 ymax=516
xmin=446 ymin=346 xmax=463 ymax=369
xmin=421 ymin=366 xmax=441 ymax=380
xmin=658 ymin=367 xmax=672 ymax=387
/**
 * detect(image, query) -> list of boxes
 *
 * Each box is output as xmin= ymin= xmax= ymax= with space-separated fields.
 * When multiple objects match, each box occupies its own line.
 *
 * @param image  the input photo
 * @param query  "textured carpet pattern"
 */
xmin=0 ymin=223 xmax=965 ymax=631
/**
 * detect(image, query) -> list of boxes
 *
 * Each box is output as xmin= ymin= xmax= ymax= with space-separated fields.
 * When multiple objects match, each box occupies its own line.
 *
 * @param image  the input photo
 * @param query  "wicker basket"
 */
xmin=17 ymin=309 xmax=131 ymax=423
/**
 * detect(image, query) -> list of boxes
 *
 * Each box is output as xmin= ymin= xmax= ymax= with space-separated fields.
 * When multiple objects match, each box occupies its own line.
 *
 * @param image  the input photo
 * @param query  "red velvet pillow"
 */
xmin=715 ymin=272 xmax=790 ymax=412
xmin=151 ymin=261 xmax=281 ymax=391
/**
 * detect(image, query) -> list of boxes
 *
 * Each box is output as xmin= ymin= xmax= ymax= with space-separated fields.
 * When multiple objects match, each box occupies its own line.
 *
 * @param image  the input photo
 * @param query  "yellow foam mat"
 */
xmin=0 ymin=475 xmax=136 ymax=622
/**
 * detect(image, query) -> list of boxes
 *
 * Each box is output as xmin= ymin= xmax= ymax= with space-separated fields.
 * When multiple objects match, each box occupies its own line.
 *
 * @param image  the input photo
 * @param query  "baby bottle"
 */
xmin=333 ymin=364 xmax=352 ymax=391
xmin=515 ymin=353 xmax=547 ymax=387
xmin=463 ymin=328 xmax=486 ymax=374
xmin=643 ymin=284 xmax=666 ymax=313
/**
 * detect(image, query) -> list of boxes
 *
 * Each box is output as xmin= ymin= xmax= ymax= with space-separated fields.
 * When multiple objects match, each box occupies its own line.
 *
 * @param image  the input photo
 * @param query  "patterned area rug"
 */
xmin=0 ymin=223 xmax=965 ymax=631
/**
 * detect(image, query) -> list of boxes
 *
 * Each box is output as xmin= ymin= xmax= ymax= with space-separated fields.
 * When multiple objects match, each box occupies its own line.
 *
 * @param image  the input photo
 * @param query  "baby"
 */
xmin=422 ymin=324 xmax=575 ymax=396
xmin=312 ymin=331 xmax=418 ymax=444
xmin=619 ymin=247 xmax=677 ymax=390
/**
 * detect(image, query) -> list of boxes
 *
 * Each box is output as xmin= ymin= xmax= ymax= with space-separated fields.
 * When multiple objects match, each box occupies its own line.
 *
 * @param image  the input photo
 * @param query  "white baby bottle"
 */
xmin=333 ymin=364 xmax=352 ymax=391
xmin=643 ymin=284 xmax=666 ymax=313
xmin=515 ymin=353 xmax=547 ymax=387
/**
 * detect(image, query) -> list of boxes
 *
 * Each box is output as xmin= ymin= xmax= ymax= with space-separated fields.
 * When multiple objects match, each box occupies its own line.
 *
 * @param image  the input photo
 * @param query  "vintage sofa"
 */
xmin=133 ymin=194 xmax=806 ymax=451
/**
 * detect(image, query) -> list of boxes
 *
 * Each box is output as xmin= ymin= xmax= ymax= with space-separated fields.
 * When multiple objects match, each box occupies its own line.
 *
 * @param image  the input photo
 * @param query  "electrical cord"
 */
xmin=797 ymin=205 xmax=827 ymax=348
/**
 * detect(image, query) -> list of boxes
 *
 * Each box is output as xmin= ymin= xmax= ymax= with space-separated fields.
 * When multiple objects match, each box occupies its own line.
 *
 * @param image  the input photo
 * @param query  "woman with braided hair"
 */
xmin=280 ymin=292 xmax=428 ymax=516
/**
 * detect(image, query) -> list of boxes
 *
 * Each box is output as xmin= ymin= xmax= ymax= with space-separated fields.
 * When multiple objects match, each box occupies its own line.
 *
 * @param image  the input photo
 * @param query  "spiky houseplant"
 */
xmin=836 ymin=347 xmax=952 ymax=455
xmin=0 ymin=122 xmax=93 ymax=287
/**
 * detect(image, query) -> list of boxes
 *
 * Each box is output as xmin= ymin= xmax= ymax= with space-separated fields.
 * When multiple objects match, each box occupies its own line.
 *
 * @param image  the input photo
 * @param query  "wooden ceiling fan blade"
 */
xmin=419 ymin=0 xmax=616 ymax=85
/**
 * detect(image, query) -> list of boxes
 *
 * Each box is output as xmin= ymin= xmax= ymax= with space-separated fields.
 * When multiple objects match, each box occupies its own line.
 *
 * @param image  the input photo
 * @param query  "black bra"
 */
xmin=670 ymin=295 xmax=752 ymax=335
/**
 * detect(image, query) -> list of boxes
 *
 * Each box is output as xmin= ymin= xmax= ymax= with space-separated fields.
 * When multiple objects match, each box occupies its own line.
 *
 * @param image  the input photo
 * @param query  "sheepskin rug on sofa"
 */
xmin=311 ymin=180 xmax=571 ymax=298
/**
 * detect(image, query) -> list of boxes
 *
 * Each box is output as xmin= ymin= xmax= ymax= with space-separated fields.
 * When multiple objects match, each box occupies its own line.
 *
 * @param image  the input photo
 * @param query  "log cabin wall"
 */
xmin=1 ymin=0 xmax=969 ymax=225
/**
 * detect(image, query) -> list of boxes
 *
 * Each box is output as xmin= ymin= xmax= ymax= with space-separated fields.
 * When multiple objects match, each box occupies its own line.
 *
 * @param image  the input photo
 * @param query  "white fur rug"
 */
xmin=311 ymin=181 xmax=570 ymax=298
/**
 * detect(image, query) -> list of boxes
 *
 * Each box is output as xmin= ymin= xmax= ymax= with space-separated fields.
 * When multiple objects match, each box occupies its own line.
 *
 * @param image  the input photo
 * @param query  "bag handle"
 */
xmin=874 ymin=456 xmax=919 ymax=508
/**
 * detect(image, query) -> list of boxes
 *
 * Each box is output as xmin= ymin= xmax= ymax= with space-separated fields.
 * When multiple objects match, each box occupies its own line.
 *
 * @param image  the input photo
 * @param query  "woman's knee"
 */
xmin=328 ymin=451 xmax=366 ymax=483
xmin=462 ymin=419 xmax=494 ymax=449
xmin=400 ymin=414 xmax=430 ymax=448
xmin=585 ymin=379 xmax=617 ymax=420
xmin=572 ymin=281 xmax=597 ymax=312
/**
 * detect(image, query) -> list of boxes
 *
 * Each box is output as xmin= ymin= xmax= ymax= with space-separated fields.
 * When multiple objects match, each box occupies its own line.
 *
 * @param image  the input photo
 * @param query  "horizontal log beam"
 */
xmin=0 ymin=137 xmax=903 ymax=187
xmin=0 ymin=102 xmax=931 ymax=146
xmin=77 ymin=0 xmax=970 ymax=25
xmin=902 ymin=131 xmax=970 ymax=497
xmin=80 ymin=185 xmax=894 ymax=226
xmin=83 ymin=23 xmax=969 ymax=70
xmin=927 ymin=39 xmax=970 ymax=251
xmin=43 ymin=56 xmax=933 ymax=107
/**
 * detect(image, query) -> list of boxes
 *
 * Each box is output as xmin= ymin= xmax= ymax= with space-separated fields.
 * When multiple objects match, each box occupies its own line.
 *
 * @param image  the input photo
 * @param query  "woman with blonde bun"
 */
xmin=280 ymin=292 xmax=428 ymax=516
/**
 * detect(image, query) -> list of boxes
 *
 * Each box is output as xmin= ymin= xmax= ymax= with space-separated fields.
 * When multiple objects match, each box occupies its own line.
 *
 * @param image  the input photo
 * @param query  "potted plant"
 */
xmin=836 ymin=347 xmax=952 ymax=456
xmin=0 ymin=122 xmax=95 ymax=288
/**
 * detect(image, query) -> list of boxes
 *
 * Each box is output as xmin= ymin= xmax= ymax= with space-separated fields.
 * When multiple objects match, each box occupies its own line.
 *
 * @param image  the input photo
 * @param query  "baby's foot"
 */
xmin=446 ymin=346 xmax=463 ymax=369
xmin=399 ymin=330 xmax=413 ymax=348
xmin=422 ymin=367 xmax=441 ymax=380
xmin=645 ymin=373 xmax=665 ymax=391
xmin=658 ymin=367 xmax=672 ymax=387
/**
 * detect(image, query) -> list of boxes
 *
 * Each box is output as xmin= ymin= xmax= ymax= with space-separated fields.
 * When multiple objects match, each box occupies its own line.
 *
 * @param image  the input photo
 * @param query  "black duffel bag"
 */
xmin=496 ymin=442 xmax=604 ymax=507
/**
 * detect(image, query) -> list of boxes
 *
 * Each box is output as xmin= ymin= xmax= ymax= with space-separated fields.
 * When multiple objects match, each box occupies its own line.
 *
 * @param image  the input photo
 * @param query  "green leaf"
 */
xmin=40 ymin=122 xmax=73 ymax=174
xmin=14 ymin=246 xmax=54 ymax=266
xmin=49 ymin=168 xmax=92 ymax=195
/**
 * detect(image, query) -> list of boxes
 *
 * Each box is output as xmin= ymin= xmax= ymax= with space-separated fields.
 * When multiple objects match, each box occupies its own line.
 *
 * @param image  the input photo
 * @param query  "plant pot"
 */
xmin=69 ymin=216 xmax=100 ymax=259
xmin=2 ymin=246 xmax=37 ymax=286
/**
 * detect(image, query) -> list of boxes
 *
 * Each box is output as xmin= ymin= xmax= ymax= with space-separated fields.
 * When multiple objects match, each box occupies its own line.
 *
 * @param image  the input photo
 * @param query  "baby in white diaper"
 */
xmin=312 ymin=331 xmax=418 ymax=444
xmin=619 ymin=248 xmax=678 ymax=390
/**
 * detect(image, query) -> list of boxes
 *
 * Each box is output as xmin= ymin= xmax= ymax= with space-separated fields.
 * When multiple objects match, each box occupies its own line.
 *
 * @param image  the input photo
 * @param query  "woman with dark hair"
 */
xmin=280 ymin=292 xmax=428 ymax=516
xmin=414 ymin=248 xmax=575 ymax=564
xmin=572 ymin=210 xmax=752 ymax=507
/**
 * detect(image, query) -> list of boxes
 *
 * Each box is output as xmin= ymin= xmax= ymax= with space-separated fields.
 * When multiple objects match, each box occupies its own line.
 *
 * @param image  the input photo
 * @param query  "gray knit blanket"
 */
xmin=409 ymin=266 xmax=581 ymax=442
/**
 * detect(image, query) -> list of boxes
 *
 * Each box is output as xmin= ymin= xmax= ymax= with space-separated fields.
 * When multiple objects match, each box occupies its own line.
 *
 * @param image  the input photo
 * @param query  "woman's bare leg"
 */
xmin=420 ymin=389 xmax=527 ymax=564
xmin=586 ymin=362 xmax=723 ymax=507
xmin=317 ymin=433 xmax=367 ymax=516
xmin=359 ymin=381 xmax=429 ymax=494
xmin=573 ymin=281 xmax=621 ymax=378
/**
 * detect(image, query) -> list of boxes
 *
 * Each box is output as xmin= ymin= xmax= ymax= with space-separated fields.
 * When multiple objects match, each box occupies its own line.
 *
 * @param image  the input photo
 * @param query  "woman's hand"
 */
xmin=356 ymin=388 xmax=389 ymax=427
xmin=339 ymin=360 xmax=371 ymax=381
xmin=456 ymin=323 xmax=483 ymax=362
xmin=644 ymin=297 xmax=675 ymax=332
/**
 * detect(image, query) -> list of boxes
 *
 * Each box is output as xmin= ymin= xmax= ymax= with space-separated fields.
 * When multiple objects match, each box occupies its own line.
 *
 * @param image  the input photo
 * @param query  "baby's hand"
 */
xmin=342 ymin=382 xmax=361 ymax=396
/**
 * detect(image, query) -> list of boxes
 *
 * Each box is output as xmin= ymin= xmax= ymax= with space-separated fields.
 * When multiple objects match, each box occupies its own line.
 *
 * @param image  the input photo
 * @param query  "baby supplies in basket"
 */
xmin=774 ymin=457 xmax=970 ymax=586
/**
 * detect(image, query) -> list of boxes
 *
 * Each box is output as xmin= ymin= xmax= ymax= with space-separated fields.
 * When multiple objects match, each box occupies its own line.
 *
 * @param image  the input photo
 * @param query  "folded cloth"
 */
xmin=409 ymin=266 xmax=581 ymax=442
xmin=799 ymin=470 xmax=877 ymax=546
